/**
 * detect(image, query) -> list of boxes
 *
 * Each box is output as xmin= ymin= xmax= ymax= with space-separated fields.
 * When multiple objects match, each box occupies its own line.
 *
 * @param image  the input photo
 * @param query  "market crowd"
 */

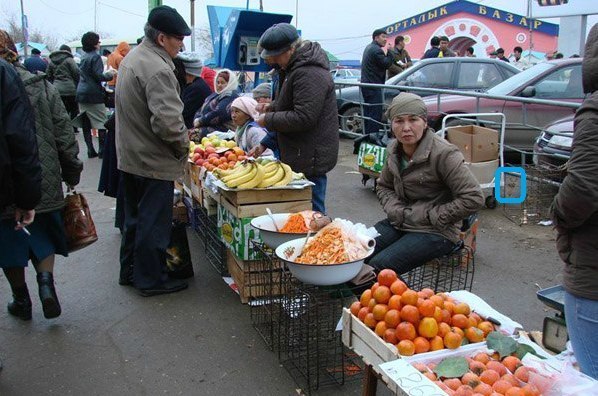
xmin=0 ymin=5 xmax=596 ymax=380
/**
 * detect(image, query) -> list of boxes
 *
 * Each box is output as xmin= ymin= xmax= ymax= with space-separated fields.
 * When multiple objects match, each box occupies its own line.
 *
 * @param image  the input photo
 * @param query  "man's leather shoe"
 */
xmin=137 ymin=279 xmax=188 ymax=297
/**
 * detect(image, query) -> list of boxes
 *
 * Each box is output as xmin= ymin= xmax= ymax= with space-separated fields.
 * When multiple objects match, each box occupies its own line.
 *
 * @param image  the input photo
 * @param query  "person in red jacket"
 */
xmin=200 ymin=65 xmax=216 ymax=93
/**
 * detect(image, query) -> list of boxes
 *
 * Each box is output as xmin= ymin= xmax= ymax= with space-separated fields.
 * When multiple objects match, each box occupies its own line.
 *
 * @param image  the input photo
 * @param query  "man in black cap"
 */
xmin=495 ymin=48 xmax=510 ymax=63
xmin=115 ymin=5 xmax=191 ymax=296
xmin=23 ymin=47 xmax=47 ymax=74
xmin=360 ymin=28 xmax=393 ymax=136
xmin=252 ymin=23 xmax=339 ymax=214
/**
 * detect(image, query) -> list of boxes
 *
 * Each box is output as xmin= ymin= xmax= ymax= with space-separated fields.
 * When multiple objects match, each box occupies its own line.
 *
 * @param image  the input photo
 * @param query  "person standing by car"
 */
xmin=550 ymin=23 xmax=598 ymax=380
xmin=0 ymin=30 xmax=83 ymax=321
xmin=115 ymin=5 xmax=190 ymax=296
xmin=75 ymin=32 xmax=116 ymax=158
xmin=360 ymin=28 xmax=393 ymax=136
xmin=47 ymin=45 xmax=80 ymax=135
xmin=422 ymin=36 xmax=441 ymax=59
xmin=493 ymin=48 xmax=510 ymax=63
xmin=512 ymin=46 xmax=530 ymax=70
xmin=439 ymin=36 xmax=456 ymax=58
xmin=387 ymin=35 xmax=412 ymax=79
xmin=253 ymin=23 xmax=339 ymax=213
xmin=465 ymin=47 xmax=475 ymax=57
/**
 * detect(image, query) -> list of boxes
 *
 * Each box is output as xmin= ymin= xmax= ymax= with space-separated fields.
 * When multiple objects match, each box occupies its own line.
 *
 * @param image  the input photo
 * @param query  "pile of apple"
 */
xmin=189 ymin=136 xmax=247 ymax=172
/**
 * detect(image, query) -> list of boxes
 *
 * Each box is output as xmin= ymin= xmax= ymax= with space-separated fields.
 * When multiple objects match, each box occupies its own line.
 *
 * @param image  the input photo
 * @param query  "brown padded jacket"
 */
xmin=550 ymin=23 xmax=598 ymax=300
xmin=376 ymin=129 xmax=484 ymax=244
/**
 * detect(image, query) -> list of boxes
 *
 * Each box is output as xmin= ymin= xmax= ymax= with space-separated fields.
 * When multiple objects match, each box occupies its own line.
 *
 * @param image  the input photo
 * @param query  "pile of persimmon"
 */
xmin=413 ymin=352 xmax=544 ymax=396
xmin=349 ymin=269 xmax=495 ymax=356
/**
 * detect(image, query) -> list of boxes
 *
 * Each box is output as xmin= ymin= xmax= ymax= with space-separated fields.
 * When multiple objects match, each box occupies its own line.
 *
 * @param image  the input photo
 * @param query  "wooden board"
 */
xmin=220 ymin=196 xmax=311 ymax=219
xmin=219 ymin=186 xmax=312 ymax=206
xmin=358 ymin=167 xmax=380 ymax=179
xmin=226 ymin=250 xmax=285 ymax=304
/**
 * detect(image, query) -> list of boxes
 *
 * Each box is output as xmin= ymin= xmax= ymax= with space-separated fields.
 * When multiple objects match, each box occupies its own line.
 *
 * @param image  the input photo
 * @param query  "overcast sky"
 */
xmin=1 ymin=0 xmax=597 ymax=59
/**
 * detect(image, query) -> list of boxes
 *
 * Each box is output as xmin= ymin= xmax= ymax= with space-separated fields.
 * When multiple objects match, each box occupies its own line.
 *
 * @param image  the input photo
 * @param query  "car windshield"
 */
xmin=487 ymin=62 xmax=554 ymax=96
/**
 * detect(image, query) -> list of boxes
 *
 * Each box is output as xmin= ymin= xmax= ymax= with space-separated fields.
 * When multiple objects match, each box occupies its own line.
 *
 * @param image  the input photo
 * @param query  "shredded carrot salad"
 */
xmin=280 ymin=213 xmax=309 ymax=233
xmin=296 ymin=227 xmax=349 ymax=265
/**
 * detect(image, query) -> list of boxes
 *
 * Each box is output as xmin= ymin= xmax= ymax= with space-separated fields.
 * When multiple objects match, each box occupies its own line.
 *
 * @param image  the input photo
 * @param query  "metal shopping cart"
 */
xmin=438 ymin=113 xmax=506 ymax=209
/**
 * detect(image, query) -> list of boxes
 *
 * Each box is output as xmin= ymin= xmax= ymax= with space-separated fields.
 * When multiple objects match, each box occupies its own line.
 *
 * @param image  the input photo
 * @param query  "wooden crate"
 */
xmin=226 ymin=249 xmax=285 ymax=304
xmin=220 ymin=195 xmax=311 ymax=218
xmin=219 ymin=186 xmax=312 ymax=206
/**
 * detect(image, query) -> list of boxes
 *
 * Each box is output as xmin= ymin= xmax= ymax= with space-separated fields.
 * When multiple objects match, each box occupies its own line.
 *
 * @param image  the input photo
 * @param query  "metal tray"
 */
xmin=537 ymin=285 xmax=565 ymax=312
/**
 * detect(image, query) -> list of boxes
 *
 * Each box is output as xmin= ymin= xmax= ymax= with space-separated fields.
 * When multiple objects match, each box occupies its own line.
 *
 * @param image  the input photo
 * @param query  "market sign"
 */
xmin=382 ymin=0 xmax=559 ymax=36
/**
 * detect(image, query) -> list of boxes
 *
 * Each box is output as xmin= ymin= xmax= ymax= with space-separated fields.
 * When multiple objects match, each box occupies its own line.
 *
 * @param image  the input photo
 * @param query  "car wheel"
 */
xmin=340 ymin=106 xmax=363 ymax=134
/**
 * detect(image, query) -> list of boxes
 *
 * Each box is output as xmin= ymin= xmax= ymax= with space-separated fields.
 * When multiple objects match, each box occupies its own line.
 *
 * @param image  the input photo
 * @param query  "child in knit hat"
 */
xmin=230 ymin=96 xmax=273 ymax=157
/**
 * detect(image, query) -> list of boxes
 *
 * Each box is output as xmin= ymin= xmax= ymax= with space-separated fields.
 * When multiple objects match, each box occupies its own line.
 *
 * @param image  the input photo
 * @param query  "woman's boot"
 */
xmin=98 ymin=129 xmax=106 ymax=159
xmin=37 ymin=272 xmax=61 ymax=319
xmin=7 ymin=284 xmax=32 ymax=321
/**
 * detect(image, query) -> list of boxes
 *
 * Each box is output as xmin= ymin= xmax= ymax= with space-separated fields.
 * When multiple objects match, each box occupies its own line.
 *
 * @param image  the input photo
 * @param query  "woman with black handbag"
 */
xmin=0 ymin=31 xmax=83 ymax=320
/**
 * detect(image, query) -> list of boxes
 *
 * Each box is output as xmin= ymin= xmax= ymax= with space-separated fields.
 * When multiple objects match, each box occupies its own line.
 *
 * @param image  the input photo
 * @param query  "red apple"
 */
xmin=194 ymin=147 xmax=205 ymax=156
xmin=195 ymin=158 xmax=204 ymax=166
xmin=191 ymin=153 xmax=201 ymax=162
xmin=207 ymin=153 xmax=219 ymax=160
xmin=205 ymin=146 xmax=216 ymax=155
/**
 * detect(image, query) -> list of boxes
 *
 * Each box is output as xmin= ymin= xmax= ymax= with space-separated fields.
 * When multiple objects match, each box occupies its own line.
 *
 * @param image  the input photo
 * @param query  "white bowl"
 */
xmin=275 ymin=237 xmax=374 ymax=286
xmin=250 ymin=213 xmax=308 ymax=250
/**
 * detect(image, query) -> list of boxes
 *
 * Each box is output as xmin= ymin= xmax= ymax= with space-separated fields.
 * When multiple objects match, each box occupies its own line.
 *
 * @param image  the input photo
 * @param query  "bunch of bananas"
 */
xmin=216 ymin=160 xmax=294 ymax=190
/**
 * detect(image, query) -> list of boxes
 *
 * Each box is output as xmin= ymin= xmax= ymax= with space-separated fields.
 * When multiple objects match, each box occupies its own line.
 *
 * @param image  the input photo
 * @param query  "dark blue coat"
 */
xmin=23 ymin=55 xmax=47 ymax=74
xmin=76 ymin=51 xmax=111 ymax=104
xmin=181 ymin=77 xmax=211 ymax=129
xmin=361 ymin=41 xmax=393 ymax=84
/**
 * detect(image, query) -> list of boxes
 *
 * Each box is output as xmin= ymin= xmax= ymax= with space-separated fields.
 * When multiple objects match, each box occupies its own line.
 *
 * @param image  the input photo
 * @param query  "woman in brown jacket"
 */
xmin=367 ymin=93 xmax=484 ymax=275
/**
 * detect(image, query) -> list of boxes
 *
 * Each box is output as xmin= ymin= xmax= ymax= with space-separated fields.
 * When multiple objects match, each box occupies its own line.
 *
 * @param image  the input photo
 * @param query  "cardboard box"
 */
xmin=466 ymin=159 xmax=499 ymax=185
xmin=357 ymin=143 xmax=388 ymax=173
xmin=218 ymin=202 xmax=263 ymax=261
xmin=172 ymin=202 xmax=188 ymax=224
xmin=188 ymin=164 xmax=202 ymax=202
xmin=446 ymin=125 xmax=498 ymax=163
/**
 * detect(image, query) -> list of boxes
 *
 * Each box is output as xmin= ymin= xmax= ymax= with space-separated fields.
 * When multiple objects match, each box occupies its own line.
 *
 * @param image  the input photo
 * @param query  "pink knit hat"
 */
xmin=231 ymin=96 xmax=259 ymax=120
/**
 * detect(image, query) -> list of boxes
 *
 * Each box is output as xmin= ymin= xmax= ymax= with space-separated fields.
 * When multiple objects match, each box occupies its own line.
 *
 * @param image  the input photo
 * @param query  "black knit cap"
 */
xmin=148 ymin=5 xmax=191 ymax=36
xmin=258 ymin=23 xmax=299 ymax=59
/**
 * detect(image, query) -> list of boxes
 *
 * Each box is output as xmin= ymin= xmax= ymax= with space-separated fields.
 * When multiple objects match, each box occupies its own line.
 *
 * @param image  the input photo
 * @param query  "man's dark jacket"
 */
xmin=264 ymin=41 xmax=339 ymax=178
xmin=550 ymin=24 xmax=598 ymax=300
xmin=0 ymin=59 xmax=42 ymax=212
xmin=361 ymin=41 xmax=393 ymax=84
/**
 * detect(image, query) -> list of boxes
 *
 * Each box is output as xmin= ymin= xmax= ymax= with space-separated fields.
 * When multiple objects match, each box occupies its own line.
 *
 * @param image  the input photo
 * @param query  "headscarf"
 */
xmin=231 ymin=96 xmax=259 ymax=120
xmin=214 ymin=68 xmax=239 ymax=96
xmin=386 ymin=92 xmax=427 ymax=120
xmin=0 ymin=29 xmax=19 ymax=64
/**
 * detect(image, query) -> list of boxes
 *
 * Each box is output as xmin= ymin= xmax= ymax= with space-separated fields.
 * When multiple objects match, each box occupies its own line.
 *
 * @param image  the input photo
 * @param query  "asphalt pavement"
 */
xmin=0 ymin=135 xmax=563 ymax=395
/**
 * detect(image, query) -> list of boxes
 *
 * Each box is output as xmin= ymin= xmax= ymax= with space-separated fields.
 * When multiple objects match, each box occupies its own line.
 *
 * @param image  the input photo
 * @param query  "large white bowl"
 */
xmin=275 ymin=237 xmax=375 ymax=286
xmin=250 ymin=213 xmax=308 ymax=250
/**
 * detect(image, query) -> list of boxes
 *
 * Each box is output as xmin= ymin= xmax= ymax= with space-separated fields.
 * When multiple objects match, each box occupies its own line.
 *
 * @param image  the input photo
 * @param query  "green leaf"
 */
xmin=433 ymin=357 xmax=469 ymax=379
xmin=486 ymin=331 xmax=518 ymax=359
xmin=515 ymin=343 xmax=546 ymax=360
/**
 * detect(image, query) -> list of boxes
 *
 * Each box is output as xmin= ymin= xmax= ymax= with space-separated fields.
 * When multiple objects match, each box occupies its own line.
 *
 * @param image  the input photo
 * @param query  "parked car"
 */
xmin=330 ymin=68 xmax=361 ymax=84
xmin=533 ymin=115 xmax=573 ymax=175
xmin=336 ymin=57 xmax=520 ymax=133
xmin=424 ymin=58 xmax=584 ymax=153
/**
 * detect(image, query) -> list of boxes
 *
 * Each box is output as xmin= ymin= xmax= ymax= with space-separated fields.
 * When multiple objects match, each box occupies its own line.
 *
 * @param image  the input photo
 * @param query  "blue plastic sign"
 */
xmin=494 ymin=167 xmax=527 ymax=204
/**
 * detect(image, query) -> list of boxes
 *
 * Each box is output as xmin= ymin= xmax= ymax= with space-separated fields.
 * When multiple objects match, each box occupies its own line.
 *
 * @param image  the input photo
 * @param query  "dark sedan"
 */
xmin=336 ymin=57 xmax=520 ymax=133
xmin=533 ymin=115 xmax=573 ymax=175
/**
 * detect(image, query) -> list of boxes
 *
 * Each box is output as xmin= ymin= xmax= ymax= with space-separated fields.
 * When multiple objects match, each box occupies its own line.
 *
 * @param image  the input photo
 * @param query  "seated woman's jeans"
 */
xmin=367 ymin=219 xmax=457 ymax=275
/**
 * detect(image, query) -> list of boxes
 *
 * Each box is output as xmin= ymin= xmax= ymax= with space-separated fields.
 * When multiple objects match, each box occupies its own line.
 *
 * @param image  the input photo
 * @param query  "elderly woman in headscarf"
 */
xmin=0 ymin=30 xmax=83 ymax=320
xmin=230 ymin=96 xmax=272 ymax=156
xmin=193 ymin=68 xmax=239 ymax=138
xmin=366 ymin=93 xmax=484 ymax=275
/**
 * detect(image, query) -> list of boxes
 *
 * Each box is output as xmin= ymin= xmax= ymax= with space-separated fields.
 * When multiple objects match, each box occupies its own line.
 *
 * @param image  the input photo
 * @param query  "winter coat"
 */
xmin=76 ymin=50 xmax=113 ymax=104
xmin=106 ymin=42 xmax=130 ymax=87
xmin=263 ymin=41 xmax=339 ymax=178
xmin=361 ymin=41 xmax=393 ymax=84
xmin=181 ymin=76 xmax=211 ymax=129
xmin=0 ymin=59 xmax=42 ymax=212
xmin=550 ymin=24 xmax=598 ymax=300
xmin=15 ymin=63 xmax=83 ymax=214
xmin=115 ymin=38 xmax=189 ymax=181
xmin=376 ymin=129 xmax=484 ymax=244
xmin=47 ymin=50 xmax=80 ymax=96
xmin=23 ymin=54 xmax=47 ymax=74
xmin=422 ymin=47 xmax=441 ymax=59
xmin=387 ymin=47 xmax=412 ymax=79
xmin=235 ymin=121 xmax=273 ymax=156
xmin=194 ymin=91 xmax=239 ymax=136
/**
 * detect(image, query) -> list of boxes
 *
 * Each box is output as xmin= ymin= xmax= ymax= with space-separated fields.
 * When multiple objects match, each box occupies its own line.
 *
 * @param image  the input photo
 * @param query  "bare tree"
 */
xmin=2 ymin=14 xmax=59 ymax=51
xmin=194 ymin=25 xmax=214 ymax=60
